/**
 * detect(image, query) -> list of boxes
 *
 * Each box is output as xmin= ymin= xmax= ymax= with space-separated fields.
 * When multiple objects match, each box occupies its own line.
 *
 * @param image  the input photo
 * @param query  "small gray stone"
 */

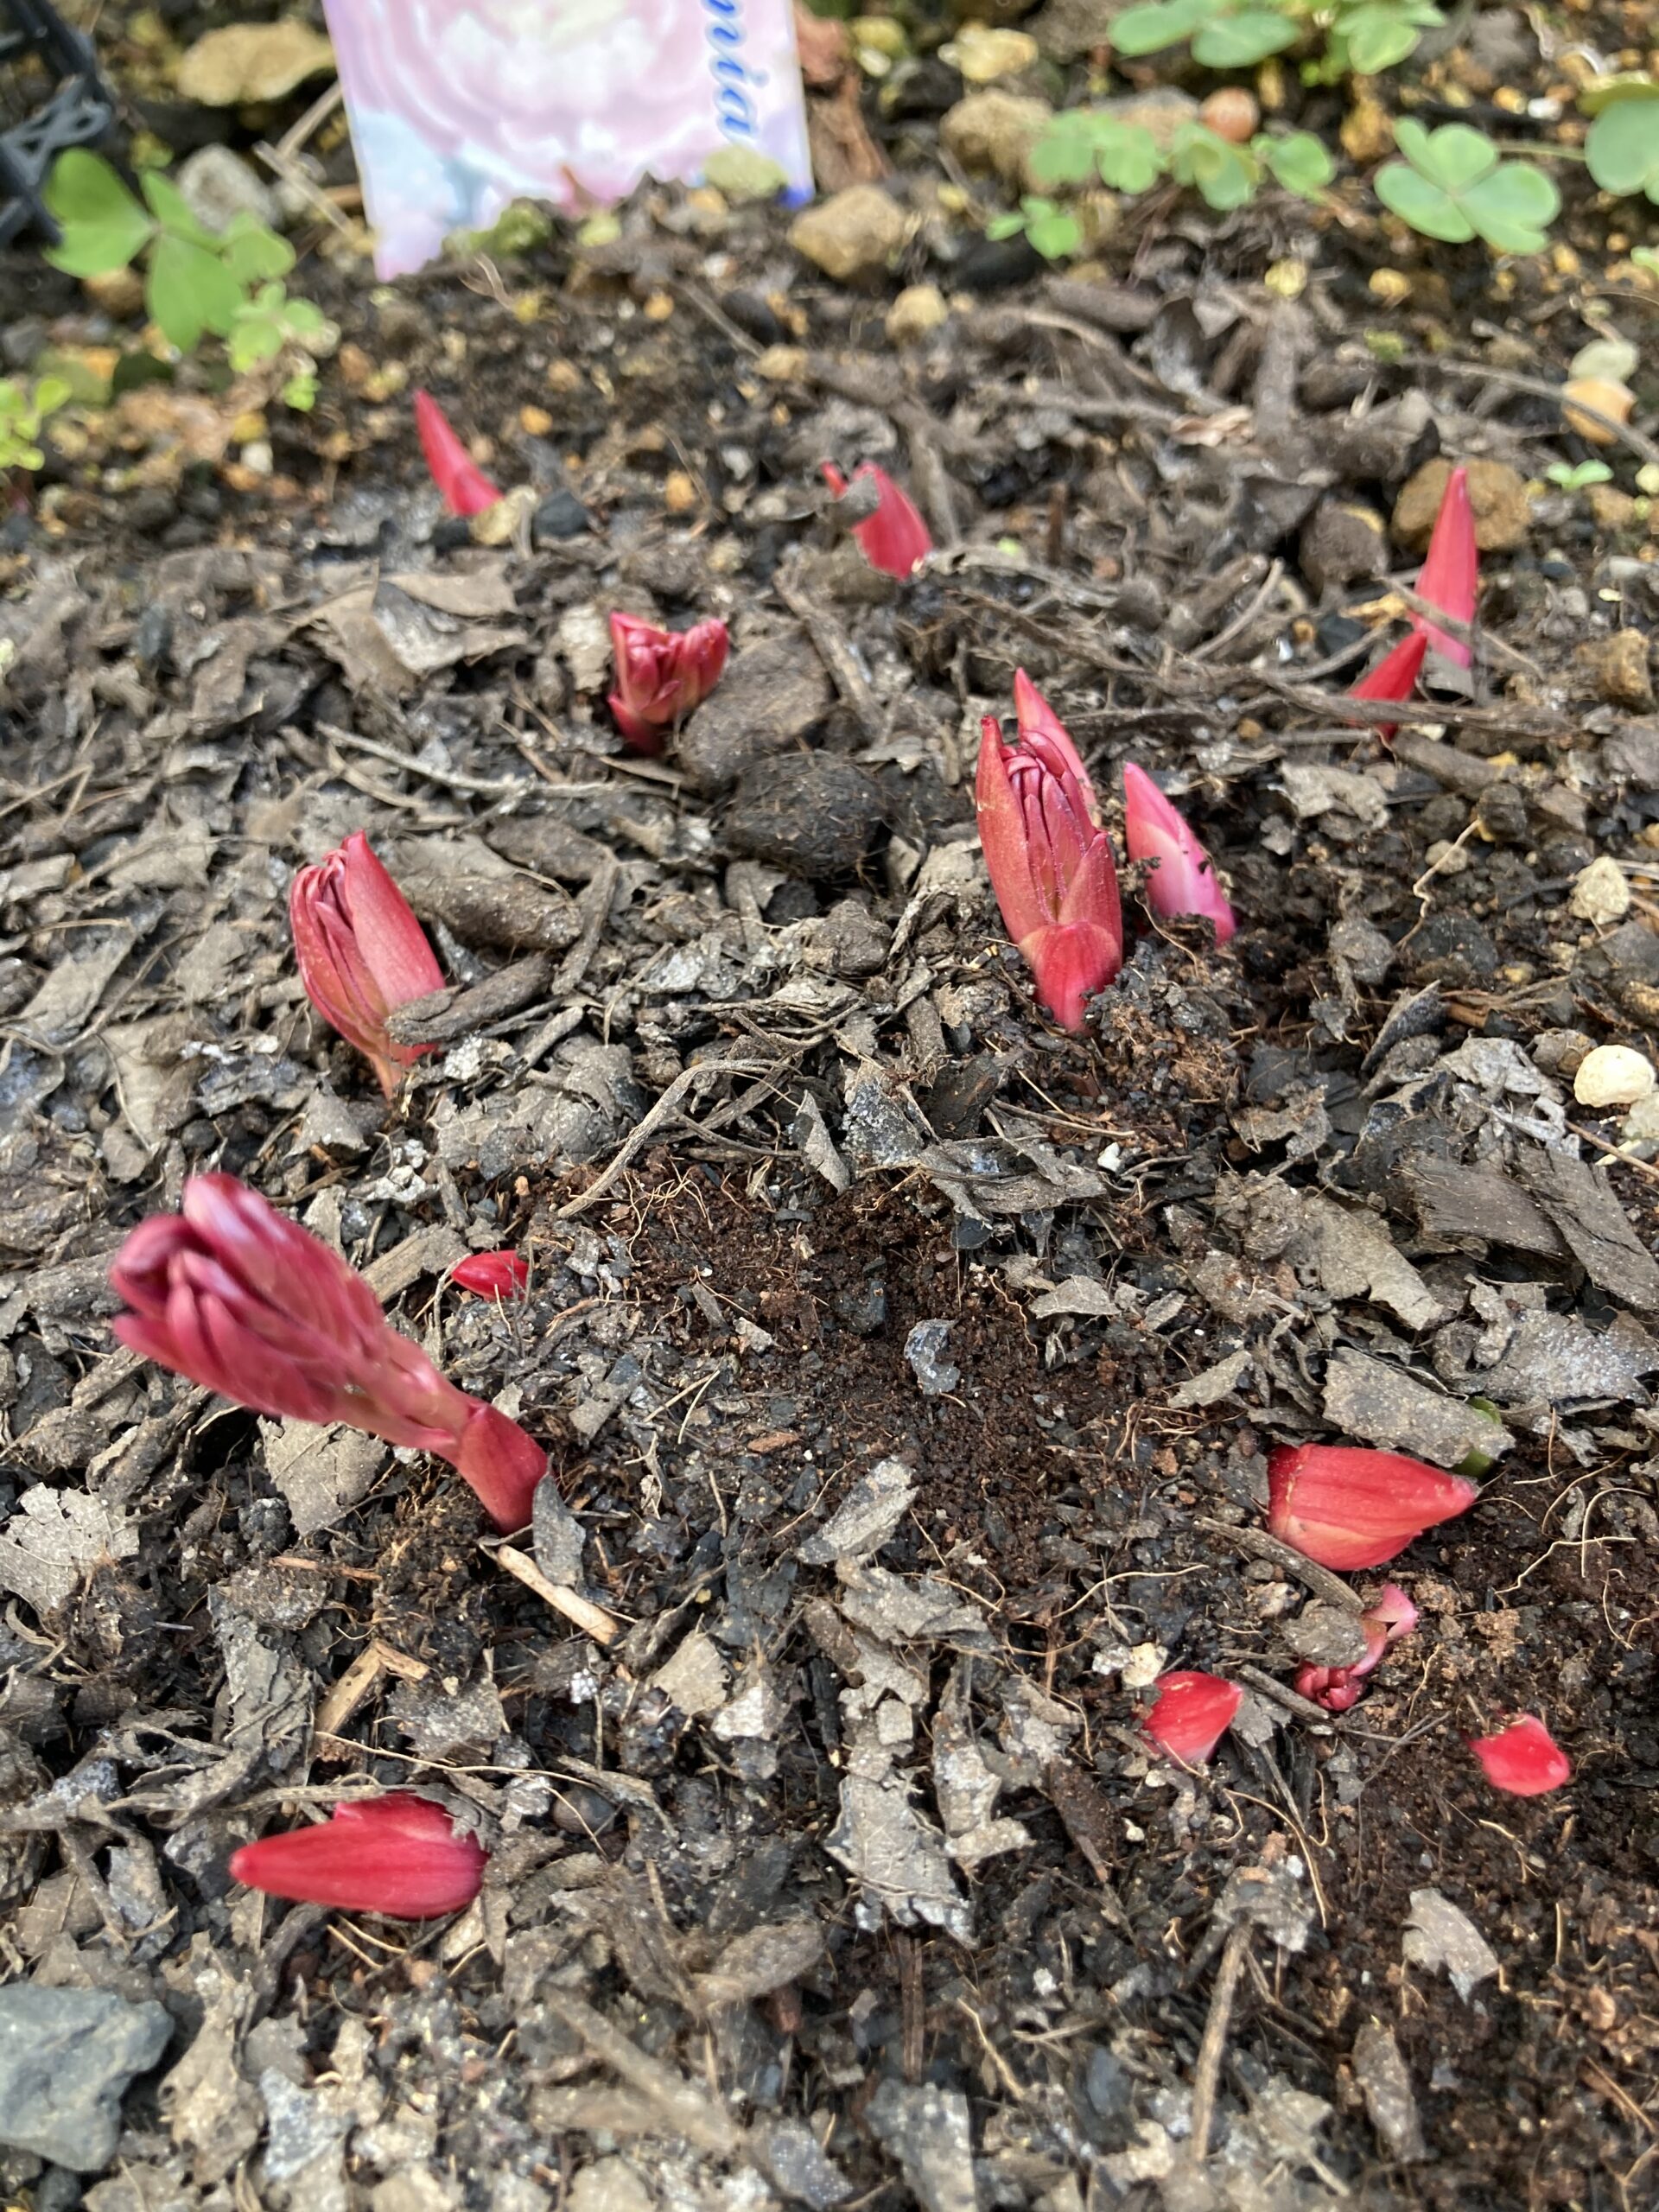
xmin=905 ymin=1319 xmax=961 ymax=1397
xmin=1352 ymin=2021 xmax=1426 ymax=2162
xmin=175 ymin=144 xmax=281 ymax=235
xmin=0 ymin=1986 xmax=172 ymax=2171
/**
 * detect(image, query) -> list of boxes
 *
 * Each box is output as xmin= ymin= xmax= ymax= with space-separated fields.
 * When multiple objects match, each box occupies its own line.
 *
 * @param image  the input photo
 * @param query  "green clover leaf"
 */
xmin=1376 ymin=120 xmax=1559 ymax=253
xmin=221 ymin=213 xmax=296 ymax=286
xmin=1172 ymin=123 xmax=1260 ymax=210
xmin=1258 ymin=131 xmax=1335 ymax=197
xmin=147 ymin=233 xmax=245 ymax=352
xmin=1110 ymin=0 xmax=1216 ymax=56
xmin=1336 ymin=0 xmax=1441 ymax=73
xmin=1192 ymin=7 xmax=1298 ymax=66
xmin=1586 ymin=92 xmax=1659 ymax=202
xmin=42 ymin=149 xmax=155 ymax=276
xmin=1030 ymin=111 xmax=1114 ymax=188
xmin=1092 ymin=120 xmax=1166 ymax=194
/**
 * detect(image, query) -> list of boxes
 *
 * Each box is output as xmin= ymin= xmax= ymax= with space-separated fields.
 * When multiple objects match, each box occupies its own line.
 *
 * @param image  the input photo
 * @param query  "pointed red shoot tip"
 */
xmin=1469 ymin=1715 xmax=1572 ymax=1798
xmin=1412 ymin=463 xmax=1478 ymax=669
xmin=230 ymin=1793 xmax=487 ymax=1918
xmin=1347 ymin=630 xmax=1428 ymax=740
xmin=1268 ymin=1445 xmax=1478 ymax=1572
xmin=1122 ymin=760 xmax=1236 ymax=944
xmin=414 ymin=389 xmax=503 ymax=519
xmin=821 ymin=460 xmax=932 ymax=579
xmin=1144 ymin=1670 xmax=1243 ymax=1764
xmin=452 ymin=1251 xmax=531 ymax=1300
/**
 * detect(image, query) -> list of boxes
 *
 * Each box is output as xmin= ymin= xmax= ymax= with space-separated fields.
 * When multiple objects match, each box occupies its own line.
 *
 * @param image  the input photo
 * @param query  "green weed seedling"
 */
xmin=1544 ymin=460 xmax=1613 ymax=492
xmin=0 ymin=375 xmax=72 ymax=471
xmin=1375 ymin=120 xmax=1560 ymax=254
xmin=1109 ymin=0 xmax=1441 ymax=78
xmin=1013 ymin=105 xmax=1332 ymax=254
xmin=1585 ymin=81 xmax=1659 ymax=205
xmin=42 ymin=150 xmax=332 ymax=404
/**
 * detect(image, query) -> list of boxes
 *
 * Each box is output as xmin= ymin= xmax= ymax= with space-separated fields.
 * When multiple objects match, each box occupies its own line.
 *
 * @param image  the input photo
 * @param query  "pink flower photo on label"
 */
xmin=324 ymin=0 xmax=814 ymax=276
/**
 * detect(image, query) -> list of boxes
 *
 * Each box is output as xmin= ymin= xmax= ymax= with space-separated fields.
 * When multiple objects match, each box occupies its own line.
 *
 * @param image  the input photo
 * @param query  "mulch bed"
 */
xmin=3 ymin=8 xmax=1659 ymax=2209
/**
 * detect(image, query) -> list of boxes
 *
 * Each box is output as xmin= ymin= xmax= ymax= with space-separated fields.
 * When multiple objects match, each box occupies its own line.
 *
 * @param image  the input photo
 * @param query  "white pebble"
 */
xmin=1568 ymin=855 xmax=1631 ymax=927
xmin=1573 ymin=1044 xmax=1657 ymax=1109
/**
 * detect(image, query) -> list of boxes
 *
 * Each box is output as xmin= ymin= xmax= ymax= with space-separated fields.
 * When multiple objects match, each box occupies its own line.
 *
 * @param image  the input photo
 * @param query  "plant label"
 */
xmin=321 ymin=0 xmax=814 ymax=276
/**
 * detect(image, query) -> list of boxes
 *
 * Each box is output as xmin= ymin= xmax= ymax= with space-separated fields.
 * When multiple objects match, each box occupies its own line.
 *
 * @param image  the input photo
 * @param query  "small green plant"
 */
xmin=1018 ymin=105 xmax=1333 ymax=245
xmin=1375 ymin=120 xmax=1560 ymax=254
xmin=1544 ymin=459 xmax=1613 ymax=491
xmin=1110 ymin=0 xmax=1441 ymax=78
xmin=0 ymin=374 xmax=72 ymax=470
xmin=986 ymin=194 xmax=1087 ymax=259
xmin=1585 ymin=83 xmax=1659 ymax=204
xmin=41 ymin=150 xmax=332 ymax=401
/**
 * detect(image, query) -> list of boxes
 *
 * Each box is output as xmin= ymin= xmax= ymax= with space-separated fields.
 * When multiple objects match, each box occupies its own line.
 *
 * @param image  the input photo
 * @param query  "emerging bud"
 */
xmin=1347 ymin=630 xmax=1427 ymax=739
xmin=110 ymin=1174 xmax=547 ymax=1530
xmin=289 ymin=832 xmax=446 ymax=1098
xmin=452 ymin=1250 xmax=531 ymax=1300
xmin=607 ymin=613 xmax=730 ymax=753
xmin=1122 ymin=762 xmax=1236 ymax=944
xmin=1144 ymin=1670 xmax=1243 ymax=1764
xmin=1295 ymin=1582 xmax=1418 ymax=1713
xmin=822 ymin=461 xmax=932 ymax=579
xmin=230 ymin=1793 xmax=486 ymax=1917
xmin=1268 ymin=1445 xmax=1478 ymax=1572
xmin=414 ymin=389 xmax=503 ymax=518
xmin=1412 ymin=465 xmax=1478 ymax=669
xmin=1468 ymin=1715 xmax=1572 ymax=1798
xmin=976 ymin=671 xmax=1123 ymax=1032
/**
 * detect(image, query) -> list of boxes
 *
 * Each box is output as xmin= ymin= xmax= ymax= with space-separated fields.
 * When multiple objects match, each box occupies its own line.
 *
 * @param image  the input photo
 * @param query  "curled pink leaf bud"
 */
xmin=414 ymin=390 xmax=502 ymax=518
xmin=821 ymin=461 xmax=932 ymax=579
xmin=1469 ymin=1715 xmax=1572 ymax=1798
xmin=1122 ymin=762 xmax=1236 ymax=944
xmin=1144 ymin=1670 xmax=1243 ymax=1764
xmin=289 ymin=832 xmax=446 ymax=1099
xmin=607 ymin=613 xmax=730 ymax=753
xmin=1268 ymin=1445 xmax=1477 ymax=1572
xmin=231 ymin=1794 xmax=486 ymax=1917
xmin=109 ymin=1175 xmax=547 ymax=1530
xmin=1295 ymin=1582 xmax=1419 ymax=1712
xmin=1412 ymin=464 xmax=1478 ymax=668
xmin=976 ymin=671 xmax=1123 ymax=1032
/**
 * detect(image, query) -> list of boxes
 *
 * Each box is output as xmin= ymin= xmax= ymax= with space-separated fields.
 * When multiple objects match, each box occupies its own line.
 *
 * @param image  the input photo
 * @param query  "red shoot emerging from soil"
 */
xmin=289 ymin=831 xmax=445 ymax=1098
xmin=976 ymin=671 xmax=1123 ymax=1032
xmin=1122 ymin=761 xmax=1236 ymax=943
xmin=607 ymin=613 xmax=730 ymax=753
xmin=1347 ymin=630 xmax=1428 ymax=739
xmin=413 ymin=390 xmax=502 ymax=518
xmin=1294 ymin=1582 xmax=1418 ymax=1713
xmin=230 ymin=1794 xmax=486 ymax=1916
xmin=1469 ymin=1715 xmax=1573 ymax=1798
xmin=452 ymin=1251 xmax=531 ymax=1300
xmin=1144 ymin=1670 xmax=1243 ymax=1764
xmin=821 ymin=461 xmax=932 ymax=578
xmin=1268 ymin=1445 xmax=1478 ymax=1571
xmin=109 ymin=1174 xmax=547 ymax=1529
xmin=1413 ymin=465 xmax=1478 ymax=667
